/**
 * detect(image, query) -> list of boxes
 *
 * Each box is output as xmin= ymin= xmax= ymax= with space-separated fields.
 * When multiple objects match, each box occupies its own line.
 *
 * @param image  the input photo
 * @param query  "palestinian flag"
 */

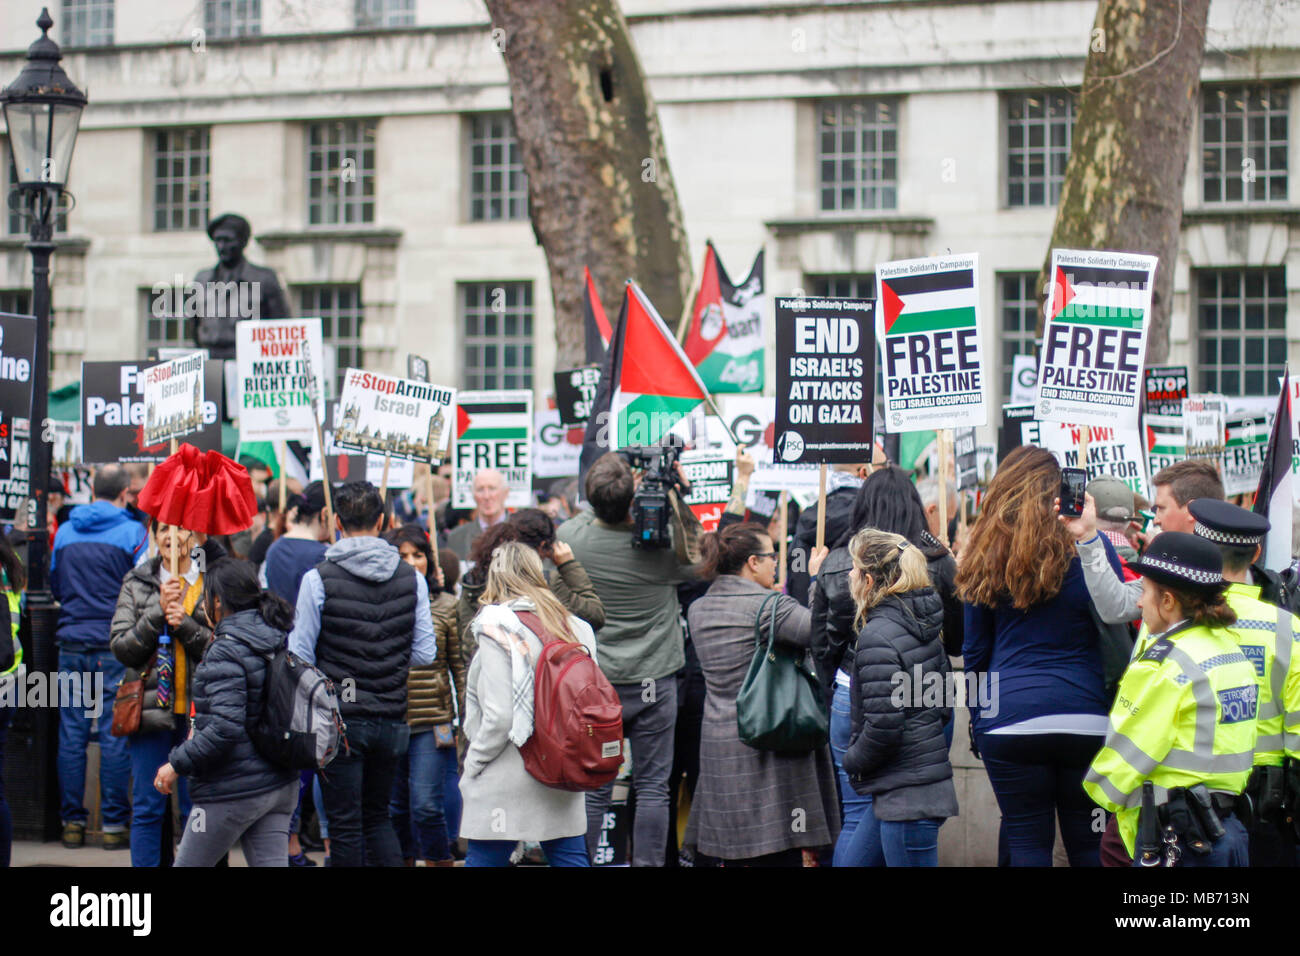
xmin=1045 ymin=264 xmax=1151 ymax=329
xmin=455 ymin=394 xmax=530 ymax=441
xmin=879 ymin=267 xmax=977 ymax=337
xmin=683 ymin=243 xmax=765 ymax=393
xmin=1253 ymin=371 xmax=1293 ymax=571
xmin=583 ymin=267 xmax=613 ymax=366
xmin=580 ymin=281 xmax=709 ymax=494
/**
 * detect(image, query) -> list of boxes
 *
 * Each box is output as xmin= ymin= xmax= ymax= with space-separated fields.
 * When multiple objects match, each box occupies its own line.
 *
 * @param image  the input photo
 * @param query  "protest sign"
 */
xmin=774 ymin=296 xmax=874 ymax=464
xmin=554 ymin=365 xmax=601 ymax=428
xmin=1145 ymin=413 xmax=1185 ymax=477
xmin=718 ymin=395 xmax=821 ymax=496
xmin=335 ymin=369 xmax=455 ymax=465
xmin=0 ymin=421 xmax=29 ymax=522
xmin=533 ymin=409 xmax=582 ymax=479
xmin=1144 ymin=366 xmax=1188 ymax=418
xmin=235 ymin=318 xmax=325 ymax=442
xmin=680 ymin=450 xmax=735 ymax=532
xmin=453 ymin=390 xmax=532 ymax=509
xmin=954 ymin=427 xmax=979 ymax=490
xmin=309 ymin=401 xmax=414 ymax=488
xmin=49 ymin=420 xmax=80 ymax=469
xmin=1038 ymin=420 xmax=1150 ymax=501
xmin=1222 ymin=397 xmax=1274 ymax=496
xmin=83 ymin=361 xmax=222 ymax=463
xmin=1182 ymin=394 xmax=1227 ymax=462
xmin=876 ymin=254 xmax=986 ymax=432
xmin=1035 ymin=249 xmax=1157 ymax=428
xmin=142 ymin=352 xmax=206 ymax=446
xmin=999 ymin=404 xmax=1039 ymax=462
xmin=407 ymin=354 xmax=430 ymax=383
xmin=1010 ymin=353 xmax=1038 ymax=405
xmin=0 ymin=312 xmax=35 ymax=483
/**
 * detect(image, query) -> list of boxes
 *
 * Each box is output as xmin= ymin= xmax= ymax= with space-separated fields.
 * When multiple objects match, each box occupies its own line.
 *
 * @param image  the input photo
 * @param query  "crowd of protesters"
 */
xmin=2 ymin=431 xmax=1298 ymax=870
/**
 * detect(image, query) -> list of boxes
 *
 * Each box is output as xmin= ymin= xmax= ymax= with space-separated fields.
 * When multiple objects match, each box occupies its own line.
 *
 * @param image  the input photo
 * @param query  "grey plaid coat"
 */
xmin=685 ymin=575 xmax=840 ymax=860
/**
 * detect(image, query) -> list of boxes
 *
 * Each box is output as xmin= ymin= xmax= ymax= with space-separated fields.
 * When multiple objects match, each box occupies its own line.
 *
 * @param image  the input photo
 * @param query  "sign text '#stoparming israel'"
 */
xmin=1035 ymin=249 xmax=1157 ymax=429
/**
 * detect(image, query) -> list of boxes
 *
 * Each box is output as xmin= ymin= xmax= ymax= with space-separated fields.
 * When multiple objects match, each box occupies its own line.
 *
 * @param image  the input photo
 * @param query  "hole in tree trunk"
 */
xmin=599 ymin=68 xmax=614 ymax=102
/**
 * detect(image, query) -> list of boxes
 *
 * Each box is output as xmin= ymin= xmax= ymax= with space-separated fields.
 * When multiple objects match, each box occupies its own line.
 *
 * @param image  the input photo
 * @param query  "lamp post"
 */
xmin=1 ymin=6 xmax=86 ymax=837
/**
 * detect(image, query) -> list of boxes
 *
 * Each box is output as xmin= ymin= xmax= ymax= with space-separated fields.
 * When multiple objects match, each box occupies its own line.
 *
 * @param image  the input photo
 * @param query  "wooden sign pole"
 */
xmin=937 ymin=430 xmax=951 ymax=548
xmin=815 ymin=463 xmax=828 ymax=552
xmin=777 ymin=489 xmax=789 ymax=590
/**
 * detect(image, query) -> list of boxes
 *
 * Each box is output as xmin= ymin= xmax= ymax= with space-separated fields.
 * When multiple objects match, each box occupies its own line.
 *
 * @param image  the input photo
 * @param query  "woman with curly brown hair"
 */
xmin=956 ymin=446 xmax=1123 ymax=866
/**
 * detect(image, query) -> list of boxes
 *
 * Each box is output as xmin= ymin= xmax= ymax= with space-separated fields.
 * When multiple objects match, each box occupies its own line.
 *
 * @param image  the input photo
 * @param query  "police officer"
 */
xmin=1084 ymin=532 xmax=1257 ymax=867
xmin=1190 ymin=499 xmax=1300 ymax=866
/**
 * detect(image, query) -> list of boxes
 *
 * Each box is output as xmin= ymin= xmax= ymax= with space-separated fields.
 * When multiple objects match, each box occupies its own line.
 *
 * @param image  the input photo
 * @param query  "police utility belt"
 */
xmin=1136 ymin=781 xmax=1243 ymax=867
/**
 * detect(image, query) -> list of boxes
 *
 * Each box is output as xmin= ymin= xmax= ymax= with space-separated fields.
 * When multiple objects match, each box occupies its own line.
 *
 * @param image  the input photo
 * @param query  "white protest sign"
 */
xmin=307 ymin=401 xmax=414 ymax=487
xmin=50 ymin=420 xmax=80 ymax=469
xmin=1038 ymin=420 xmax=1150 ymax=501
xmin=876 ymin=253 xmax=987 ymax=431
xmin=235 ymin=318 xmax=325 ymax=441
xmin=453 ymin=390 xmax=533 ymax=509
xmin=1182 ymin=394 xmax=1227 ymax=462
xmin=719 ymin=395 xmax=821 ymax=496
xmin=1036 ymin=249 xmax=1157 ymax=429
xmin=142 ymin=352 xmax=206 ymax=446
xmin=1010 ymin=353 xmax=1038 ymax=405
xmin=533 ymin=409 xmax=582 ymax=479
xmin=1145 ymin=413 xmax=1185 ymax=478
xmin=335 ymin=369 xmax=455 ymax=464
xmin=1222 ymin=396 xmax=1274 ymax=497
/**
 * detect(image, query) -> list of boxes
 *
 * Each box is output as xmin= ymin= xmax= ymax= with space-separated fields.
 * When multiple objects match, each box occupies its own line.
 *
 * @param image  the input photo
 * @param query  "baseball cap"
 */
xmin=1086 ymin=476 xmax=1134 ymax=523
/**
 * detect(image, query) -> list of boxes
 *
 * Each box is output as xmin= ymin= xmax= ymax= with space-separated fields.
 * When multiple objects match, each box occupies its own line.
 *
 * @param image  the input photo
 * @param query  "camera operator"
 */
xmin=558 ymin=449 xmax=702 ymax=866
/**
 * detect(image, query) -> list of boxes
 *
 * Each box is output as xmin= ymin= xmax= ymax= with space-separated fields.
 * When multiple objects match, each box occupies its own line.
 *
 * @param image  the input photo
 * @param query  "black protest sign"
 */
xmin=0 ymin=312 xmax=36 ymax=482
xmin=679 ymin=452 xmax=735 ymax=533
xmin=954 ymin=427 xmax=979 ymax=490
xmin=1144 ymin=366 xmax=1188 ymax=418
xmin=774 ymin=297 xmax=875 ymax=464
xmin=554 ymin=365 xmax=601 ymax=428
xmin=82 ymin=361 xmax=224 ymax=464
xmin=0 ymin=423 xmax=29 ymax=522
xmin=998 ymin=403 xmax=1040 ymax=462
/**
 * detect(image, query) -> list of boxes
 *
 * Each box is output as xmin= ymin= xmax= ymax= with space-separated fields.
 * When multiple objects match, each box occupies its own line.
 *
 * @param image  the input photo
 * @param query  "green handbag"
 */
xmin=736 ymin=592 xmax=830 ymax=753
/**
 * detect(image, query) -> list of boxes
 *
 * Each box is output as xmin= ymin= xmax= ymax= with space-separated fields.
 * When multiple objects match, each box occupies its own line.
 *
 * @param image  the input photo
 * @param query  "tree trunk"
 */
xmin=482 ymin=0 xmax=692 ymax=370
xmin=1037 ymin=0 xmax=1211 ymax=364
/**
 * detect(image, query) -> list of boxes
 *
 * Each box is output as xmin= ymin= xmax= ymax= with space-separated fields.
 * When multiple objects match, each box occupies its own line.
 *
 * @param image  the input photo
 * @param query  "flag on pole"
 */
xmin=579 ymin=280 xmax=709 ymax=495
xmin=1252 ymin=369 xmax=1292 ymax=572
xmin=583 ymin=267 xmax=613 ymax=366
xmin=682 ymin=242 xmax=765 ymax=393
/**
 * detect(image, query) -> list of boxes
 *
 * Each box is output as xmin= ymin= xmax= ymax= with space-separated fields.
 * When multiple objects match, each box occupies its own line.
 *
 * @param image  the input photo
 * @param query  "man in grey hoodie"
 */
xmin=288 ymin=481 xmax=436 ymax=867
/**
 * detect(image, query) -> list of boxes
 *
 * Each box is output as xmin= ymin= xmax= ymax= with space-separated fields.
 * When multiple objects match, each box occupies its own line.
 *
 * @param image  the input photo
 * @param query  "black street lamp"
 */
xmin=1 ymin=6 xmax=86 ymax=836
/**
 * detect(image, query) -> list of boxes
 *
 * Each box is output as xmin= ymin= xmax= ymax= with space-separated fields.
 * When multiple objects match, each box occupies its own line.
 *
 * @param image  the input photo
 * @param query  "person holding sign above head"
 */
xmin=1083 ymin=532 xmax=1257 ymax=868
xmin=447 ymin=468 xmax=511 ymax=562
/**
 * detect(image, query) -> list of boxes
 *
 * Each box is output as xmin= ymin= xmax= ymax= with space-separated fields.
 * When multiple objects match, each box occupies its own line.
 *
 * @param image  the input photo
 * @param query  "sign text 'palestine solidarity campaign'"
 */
xmin=876 ymin=253 xmax=987 ymax=432
xmin=453 ymin=390 xmax=533 ymax=510
xmin=236 ymin=318 xmax=325 ymax=442
xmin=774 ymin=297 xmax=875 ymax=464
xmin=1036 ymin=249 xmax=1157 ymax=429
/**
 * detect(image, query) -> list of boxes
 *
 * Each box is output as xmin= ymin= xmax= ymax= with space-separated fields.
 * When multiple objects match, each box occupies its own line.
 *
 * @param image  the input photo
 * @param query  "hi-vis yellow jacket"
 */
xmin=1084 ymin=621 xmax=1258 ymax=856
xmin=1 ymin=589 xmax=19 ymax=677
xmin=1222 ymin=582 xmax=1299 ymax=767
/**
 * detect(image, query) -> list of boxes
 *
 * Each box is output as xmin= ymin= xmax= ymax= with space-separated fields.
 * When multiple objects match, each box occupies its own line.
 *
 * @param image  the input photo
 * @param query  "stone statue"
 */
xmin=192 ymin=212 xmax=290 ymax=360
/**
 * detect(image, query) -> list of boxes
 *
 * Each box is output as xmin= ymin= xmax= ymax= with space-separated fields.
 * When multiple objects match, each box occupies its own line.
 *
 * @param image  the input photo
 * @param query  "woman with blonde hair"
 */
xmin=838 ymin=529 xmax=956 ymax=866
xmin=956 ymin=445 xmax=1122 ymax=867
xmin=458 ymin=541 xmax=598 ymax=867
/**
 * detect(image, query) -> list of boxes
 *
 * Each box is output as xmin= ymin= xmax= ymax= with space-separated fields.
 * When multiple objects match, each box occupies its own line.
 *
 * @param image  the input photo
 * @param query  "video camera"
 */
xmin=617 ymin=433 xmax=686 ymax=550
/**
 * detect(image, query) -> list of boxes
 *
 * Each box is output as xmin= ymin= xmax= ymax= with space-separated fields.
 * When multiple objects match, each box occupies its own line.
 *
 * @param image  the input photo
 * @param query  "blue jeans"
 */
xmin=313 ymin=775 xmax=329 ymax=840
xmin=466 ymin=834 xmax=590 ymax=868
xmin=1132 ymin=815 xmax=1249 ymax=867
xmin=128 ymin=717 xmax=192 ymax=867
xmin=389 ymin=728 xmax=452 ymax=861
xmin=318 ymin=716 xmax=409 ymax=867
xmin=836 ymin=794 xmax=942 ymax=867
xmin=441 ymin=744 xmax=461 ymax=843
xmin=829 ymin=683 xmax=872 ymax=867
xmin=56 ymin=647 xmax=130 ymax=829
xmin=0 ymin=704 xmax=12 ymax=867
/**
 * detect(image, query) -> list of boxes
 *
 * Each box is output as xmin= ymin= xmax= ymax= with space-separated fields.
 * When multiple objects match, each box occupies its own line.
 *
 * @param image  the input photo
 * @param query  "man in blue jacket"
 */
xmin=51 ymin=464 xmax=148 ymax=850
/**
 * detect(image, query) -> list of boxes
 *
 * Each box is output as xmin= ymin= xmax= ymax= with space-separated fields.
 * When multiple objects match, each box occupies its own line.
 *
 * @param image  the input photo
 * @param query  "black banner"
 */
xmin=999 ymin=403 xmax=1039 ymax=463
xmin=0 ymin=312 xmax=36 ymax=483
xmin=82 ymin=361 xmax=223 ymax=464
xmin=553 ymin=365 xmax=600 ymax=429
xmin=773 ymin=297 xmax=875 ymax=464
xmin=954 ymin=426 xmax=979 ymax=490
xmin=1144 ymin=365 xmax=1188 ymax=418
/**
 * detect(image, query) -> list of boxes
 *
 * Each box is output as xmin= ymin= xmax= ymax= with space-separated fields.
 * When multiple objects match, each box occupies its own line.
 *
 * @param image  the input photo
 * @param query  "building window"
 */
xmin=204 ymin=0 xmax=260 ymax=38
xmin=140 ymin=286 xmax=194 ymax=357
xmin=61 ymin=0 xmax=113 ymax=46
xmin=306 ymin=120 xmax=376 ymax=226
xmin=460 ymin=282 xmax=533 ymax=390
xmin=1202 ymin=85 xmax=1289 ymax=203
xmin=998 ymin=273 xmax=1039 ymax=405
xmin=152 ymin=128 xmax=210 ymax=232
xmin=298 ymin=285 xmax=364 ymax=398
xmin=1006 ymin=91 xmax=1075 ymax=207
xmin=5 ymin=142 xmax=68 ymax=235
xmin=467 ymin=114 xmax=528 ymax=222
xmin=355 ymin=0 xmax=414 ymax=27
xmin=1196 ymin=268 xmax=1287 ymax=396
xmin=0 ymin=291 xmax=32 ymax=317
xmin=818 ymin=99 xmax=898 ymax=213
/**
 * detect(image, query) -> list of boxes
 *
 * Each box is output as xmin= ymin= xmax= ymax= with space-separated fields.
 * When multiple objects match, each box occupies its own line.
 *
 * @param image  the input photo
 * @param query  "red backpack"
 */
xmin=514 ymin=610 xmax=624 ymax=791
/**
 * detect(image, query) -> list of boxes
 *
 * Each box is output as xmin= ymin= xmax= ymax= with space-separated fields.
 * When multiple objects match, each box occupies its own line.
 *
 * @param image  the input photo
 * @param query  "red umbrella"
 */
xmin=138 ymin=443 xmax=258 ymax=535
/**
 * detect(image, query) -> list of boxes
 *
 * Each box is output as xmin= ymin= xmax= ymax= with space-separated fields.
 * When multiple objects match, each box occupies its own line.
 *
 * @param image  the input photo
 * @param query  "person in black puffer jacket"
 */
xmin=156 ymin=559 xmax=300 ymax=867
xmin=836 ymin=529 xmax=957 ymax=867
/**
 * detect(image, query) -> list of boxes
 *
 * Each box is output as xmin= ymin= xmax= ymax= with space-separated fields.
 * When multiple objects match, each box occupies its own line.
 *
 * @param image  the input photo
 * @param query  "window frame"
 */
xmin=1200 ymin=83 xmax=1290 ymax=205
xmin=295 ymin=284 xmax=365 ymax=400
xmin=816 ymin=98 xmax=899 ymax=214
xmin=464 ymin=113 xmax=530 ymax=223
xmin=1194 ymin=266 xmax=1287 ymax=397
xmin=304 ymin=119 xmax=378 ymax=227
xmin=1004 ymin=90 xmax=1076 ymax=208
xmin=150 ymin=127 xmax=211 ymax=233
xmin=458 ymin=280 xmax=535 ymax=391
xmin=60 ymin=0 xmax=114 ymax=47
